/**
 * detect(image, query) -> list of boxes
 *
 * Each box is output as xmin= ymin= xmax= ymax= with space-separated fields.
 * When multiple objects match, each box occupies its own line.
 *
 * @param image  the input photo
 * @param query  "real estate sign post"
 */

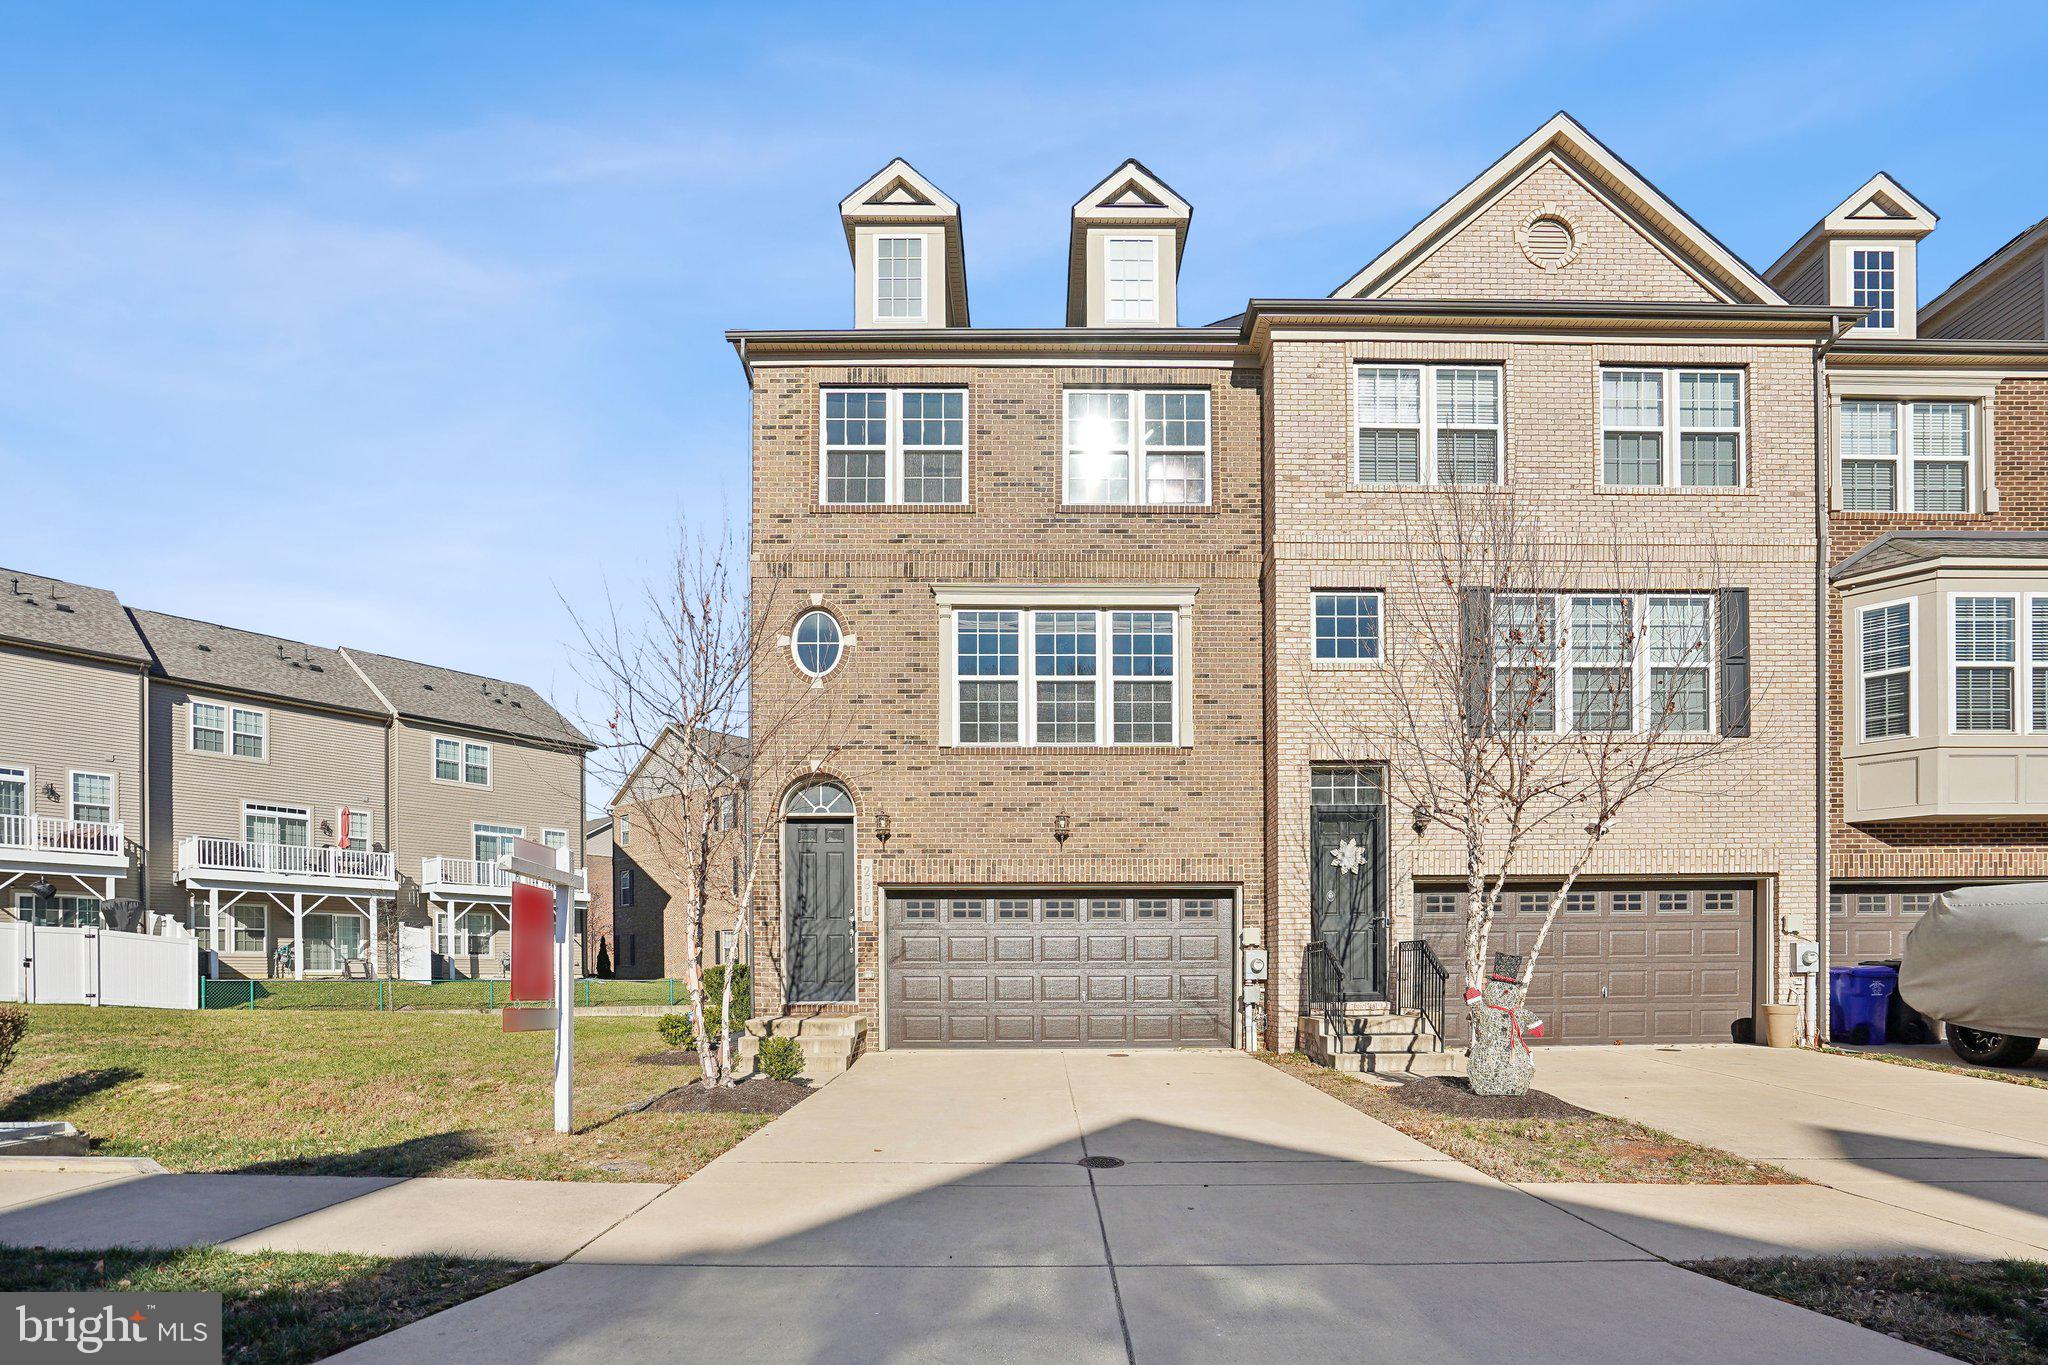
xmin=500 ymin=837 xmax=577 ymax=1133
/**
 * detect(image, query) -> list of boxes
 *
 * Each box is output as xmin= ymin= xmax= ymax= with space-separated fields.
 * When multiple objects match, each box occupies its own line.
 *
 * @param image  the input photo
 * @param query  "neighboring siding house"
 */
xmin=0 ymin=571 xmax=151 ymax=925
xmin=341 ymin=648 xmax=591 ymax=980
xmin=1772 ymin=184 xmax=2048 ymax=967
xmin=582 ymin=814 xmax=612 ymax=976
xmin=607 ymin=728 xmax=752 ymax=979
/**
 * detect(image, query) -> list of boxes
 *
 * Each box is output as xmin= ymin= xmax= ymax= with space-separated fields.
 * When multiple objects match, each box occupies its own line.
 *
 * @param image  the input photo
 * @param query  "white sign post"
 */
xmin=500 ymin=837 xmax=577 ymax=1134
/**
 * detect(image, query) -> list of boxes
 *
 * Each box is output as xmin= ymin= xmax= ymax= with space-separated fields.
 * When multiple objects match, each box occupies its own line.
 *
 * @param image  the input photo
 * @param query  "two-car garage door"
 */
xmin=885 ymin=891 xmax=1232 ymax=1048
xmin=1418 ymin=882 xmax=1756 ymax=1046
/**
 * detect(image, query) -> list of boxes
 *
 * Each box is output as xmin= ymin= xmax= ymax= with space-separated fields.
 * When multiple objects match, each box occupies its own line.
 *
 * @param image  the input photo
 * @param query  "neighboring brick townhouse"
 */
xmin=727 ymin=111 xmax=2048 ymax=1064
xmin=1 ymin=568 xmax=593 ymax=982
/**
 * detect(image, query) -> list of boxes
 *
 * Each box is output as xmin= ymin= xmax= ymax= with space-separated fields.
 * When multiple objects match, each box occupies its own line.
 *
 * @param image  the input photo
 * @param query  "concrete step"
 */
xmin=1320 ymin=1032 xmax=1446 ymax=1056
xmin=1311 ymin=1013 xmax=1438 ymax=1039
xmin=736 ymin=1014 xmax=868 ymax=1081
xmin=745 ymin=1015 xmax=867 ymax=1040
xmin=1324 ymin=1049 xmax=1468 ymax=1078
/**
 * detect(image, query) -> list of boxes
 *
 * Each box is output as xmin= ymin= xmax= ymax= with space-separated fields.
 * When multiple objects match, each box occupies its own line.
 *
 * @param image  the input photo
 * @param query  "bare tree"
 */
xmin=1300 ymin=491 xmax=1752 ymax=1094
xmin=568 ymin=515 xmax=840 ymax=1086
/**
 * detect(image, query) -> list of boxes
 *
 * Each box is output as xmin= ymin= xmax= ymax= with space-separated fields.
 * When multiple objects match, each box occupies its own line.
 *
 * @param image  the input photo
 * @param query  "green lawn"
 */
xmin=0 ymin=1246 xmax=541 ymax=1365
xmin=0 ymin=1006 xmax=768 ymax=1181
xmin=197 ymin=977 xmax=713 ymax=1011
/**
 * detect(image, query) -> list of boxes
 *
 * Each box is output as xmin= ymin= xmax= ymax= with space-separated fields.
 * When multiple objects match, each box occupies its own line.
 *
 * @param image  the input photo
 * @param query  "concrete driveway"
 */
xmin=1533 ymin=1044 xmax=2048 ymax=1259
xmin=336 ymin=1050 xmax=1939 ymax=1364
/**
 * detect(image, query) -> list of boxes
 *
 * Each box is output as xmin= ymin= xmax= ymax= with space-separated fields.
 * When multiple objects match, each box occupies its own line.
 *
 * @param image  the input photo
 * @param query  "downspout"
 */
xmin=1811 ymin=313 xmax=1851 ymax=1045
xmin=136 ymin=662 xmax=149 ymax=920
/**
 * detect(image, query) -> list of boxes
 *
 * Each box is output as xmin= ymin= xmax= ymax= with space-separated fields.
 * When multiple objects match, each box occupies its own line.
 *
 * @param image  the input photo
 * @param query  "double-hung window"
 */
xmin=2032 ymin=598 xmax=2048 ymax=735
xmin=875 ymin=235 xmax=925 ymax=321
xmin=1353 ymin=364 xmax=1502 ymax=485
xmin=1105 ymin=237 xmax=1159 ymax=323
xmin=1313 ymin=591 xmax=1382 ymax=662
xmin=1852 ymin=249 xmax=1896 ymax=330
xmin=1858 ymin=600 xmax=1914 ymax=740
xmin=70 ymin=771 xmax=113 ymax=826
xmin=434 ymin=737 xmax=490 ymax=786
xmin=1953 ymin=595 xmax=2017 ymax=732
xmin=1063 ymin=389 xmax=1209 ymax=506
xmin=1600 ymin=368 xmax=1743 ymax=487
xmin=1492 ymin=594 xmax=1714 ymax=735
xmin=1839 ymin=399 xmax=1974 ymax=512
xmin=822 ymin=388 xmax=967 ymax=505
xmin=192 ymin=701 xmax=266 ymax=758
xmin=953 ymin=607 xmax=1180 ymax=746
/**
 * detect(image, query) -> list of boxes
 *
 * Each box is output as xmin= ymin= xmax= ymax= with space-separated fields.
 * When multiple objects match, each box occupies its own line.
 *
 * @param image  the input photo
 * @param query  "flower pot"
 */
xmin=1760 ymin=1002 xmax=1800 ymax=1048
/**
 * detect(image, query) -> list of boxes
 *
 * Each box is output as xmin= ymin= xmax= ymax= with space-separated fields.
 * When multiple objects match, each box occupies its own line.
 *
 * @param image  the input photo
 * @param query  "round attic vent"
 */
xmin=1516 ymin=208 xmax=1581 ymax=271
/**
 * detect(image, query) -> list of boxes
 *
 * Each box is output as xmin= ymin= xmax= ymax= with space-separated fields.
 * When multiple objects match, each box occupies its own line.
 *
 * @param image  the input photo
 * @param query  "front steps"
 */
xmin=737 ymin=1015 xmax=868 ymax=1081
xmin=1302 ymin=1006 xmax=1466 ymax=1078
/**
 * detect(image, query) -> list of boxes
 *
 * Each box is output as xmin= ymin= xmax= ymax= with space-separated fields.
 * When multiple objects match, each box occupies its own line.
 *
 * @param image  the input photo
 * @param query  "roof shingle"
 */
xmin=0 ymin=568 xmax=150 ymax=664
xmin=129 ymin=609 xmax=386 ymax=713
xmin=341 ymin=648 xmax=590 ymax=748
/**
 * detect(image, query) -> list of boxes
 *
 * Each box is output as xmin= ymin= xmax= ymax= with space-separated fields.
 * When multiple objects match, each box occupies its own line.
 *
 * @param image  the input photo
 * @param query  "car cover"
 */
xmin=1899 ymin=883 xmax=2048 ymax=1038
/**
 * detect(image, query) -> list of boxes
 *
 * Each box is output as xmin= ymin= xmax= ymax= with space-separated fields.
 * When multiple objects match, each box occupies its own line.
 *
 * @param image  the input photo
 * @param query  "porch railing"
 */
xmin=178 ymin=835 xmax=394 ymax=882
xmin=1394 ymin=938 xmax=1449 ymax=1043
xmin=1300 ymin=940 xmax=1346 ymax=1044
xmin=0 ymin=814 xmax=125 ymax=857
xmin=422 ymin=855 xmax=587 ymax=895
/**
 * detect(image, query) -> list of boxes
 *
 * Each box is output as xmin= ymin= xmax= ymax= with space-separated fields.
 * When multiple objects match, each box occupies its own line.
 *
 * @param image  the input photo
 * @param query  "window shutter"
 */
xmin=1719 ymin=588 xmax=1750 ymax=737
xmin=1460 ymin=587 xmax=1492 ymax=735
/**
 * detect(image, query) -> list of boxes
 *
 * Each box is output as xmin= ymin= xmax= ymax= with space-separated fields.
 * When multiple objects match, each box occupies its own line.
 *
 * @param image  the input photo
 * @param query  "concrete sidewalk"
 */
xmin=328 ymin=1050 xmax=1940 ymax=1363
xmin=1533 ymin=1044 xmax=2048 ymax=1258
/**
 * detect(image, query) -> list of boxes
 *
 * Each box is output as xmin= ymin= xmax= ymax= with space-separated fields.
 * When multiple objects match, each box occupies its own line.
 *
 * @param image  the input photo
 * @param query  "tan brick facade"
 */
xmin=746 ymin=362 xmax=1266 ymax=1027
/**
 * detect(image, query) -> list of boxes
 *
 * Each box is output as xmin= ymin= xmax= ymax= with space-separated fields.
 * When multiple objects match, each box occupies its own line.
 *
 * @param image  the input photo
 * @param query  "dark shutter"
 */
xmin=1718 ymin=588 xmax=1750 ymax=737
xmin=1461 ymin=587 xmax=1492 ymax=735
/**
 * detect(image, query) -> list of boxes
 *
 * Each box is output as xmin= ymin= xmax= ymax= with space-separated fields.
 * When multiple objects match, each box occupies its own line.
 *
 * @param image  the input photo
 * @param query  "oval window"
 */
xmin=793 ymin=610 xmax=843 ymax=677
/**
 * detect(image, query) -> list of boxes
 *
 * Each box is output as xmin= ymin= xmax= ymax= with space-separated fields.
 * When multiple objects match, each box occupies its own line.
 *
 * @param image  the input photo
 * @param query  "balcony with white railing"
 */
xmin=0 ymin=814 xmax=128 ymax=871
xmin=421 ymin=854 xmax=589 ymax=900
xmin=176 ymin=835 xmax=397 ymax=889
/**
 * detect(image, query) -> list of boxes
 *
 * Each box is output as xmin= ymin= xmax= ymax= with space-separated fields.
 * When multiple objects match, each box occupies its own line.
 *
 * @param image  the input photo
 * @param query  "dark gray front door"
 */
xmin=786 ymin=819 xmax=853 ymax=1002
xmin=1311 ymin=807 xmax=1385 ymax=1000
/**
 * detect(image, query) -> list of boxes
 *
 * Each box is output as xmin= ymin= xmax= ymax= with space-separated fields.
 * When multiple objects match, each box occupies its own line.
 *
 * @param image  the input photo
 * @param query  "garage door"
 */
xmin=885 ymin=891 xmax=1232 ymax=1048
xmin=1417 ymin=883 xmax=1754 ymax=1046
xmin=1831 ymin=887 xmax=1938 ymax=965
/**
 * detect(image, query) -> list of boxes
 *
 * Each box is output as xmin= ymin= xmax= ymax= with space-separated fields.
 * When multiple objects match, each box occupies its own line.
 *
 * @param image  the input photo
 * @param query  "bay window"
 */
xmin=1492 ymin=594 xmax=1715 ymax=735
xmin=1063 ymin=389 xmax=1209 ymax=506
xmin=1600 ymin=368 xmax=1743 ymax=488
xmin=952 ymin=605 xmax=1182 ymax=746
xmin=1858 ymin=600 xmax=1914 ymax=740
xmin=1839 ymin=399 xmax=1975 ymax=512
xmin=822 ymin=388 xmax=967 ymax=506
xmin=1354 ymin=364 xmax=1502 ymax=485
xmin=1952 ymin=594 xmax=2017 ymax=732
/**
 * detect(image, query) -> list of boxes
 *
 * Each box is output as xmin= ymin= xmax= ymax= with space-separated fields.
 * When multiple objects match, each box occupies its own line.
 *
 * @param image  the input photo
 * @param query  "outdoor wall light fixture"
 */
xmin=1411 ymin=805 xmax=1430 ymax=838
xmin=1052 ymin=812 xmax=1072 ymax=844
xmin=41 ymin=782 xmax=58 ymax=802
xmin=874 ymin=811 xmax=892 ymax=844
xmin=29 ymin=880 xmax=56 ymax=902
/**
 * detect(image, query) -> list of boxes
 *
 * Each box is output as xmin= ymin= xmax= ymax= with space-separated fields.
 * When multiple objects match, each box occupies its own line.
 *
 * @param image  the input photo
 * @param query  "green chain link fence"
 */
xmin=197 ymin=976 xmax=723 ymax=1012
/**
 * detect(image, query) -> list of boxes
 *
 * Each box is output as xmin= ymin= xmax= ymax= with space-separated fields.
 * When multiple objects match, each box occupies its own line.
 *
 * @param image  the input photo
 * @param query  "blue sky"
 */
xmin=5 ymin=1 xmax=2047 ymax=757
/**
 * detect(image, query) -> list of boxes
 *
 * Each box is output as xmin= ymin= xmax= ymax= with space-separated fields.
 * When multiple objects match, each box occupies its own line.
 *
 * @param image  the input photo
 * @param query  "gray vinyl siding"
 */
xmin=386 ymin=719 xmax=585 ymax=884
xmin=1777 ymin=251 xmax=1827 ymax=306
xmin=1923 ymin=254 xmax=2046 ymax=339
xmin=0 ymin=644 xmax=146 ymax=902
xmin=147 ymin=680 xmax=389 ymax=928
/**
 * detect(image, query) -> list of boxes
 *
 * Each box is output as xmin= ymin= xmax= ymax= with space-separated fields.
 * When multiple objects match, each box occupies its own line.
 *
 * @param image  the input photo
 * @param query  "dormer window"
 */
xmin=1105 ymin=238 xmax=1158 ymax=323
xmin=1852 ymin=249 xmax=1897 ymax=330
xmin=875 ymin=235 xmax=925 ymax=321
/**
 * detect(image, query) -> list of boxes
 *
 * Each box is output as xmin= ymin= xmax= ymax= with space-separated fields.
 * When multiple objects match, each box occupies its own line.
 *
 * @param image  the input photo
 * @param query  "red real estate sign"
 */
xmin=509 ymin=880 xmax=555 ymax=1005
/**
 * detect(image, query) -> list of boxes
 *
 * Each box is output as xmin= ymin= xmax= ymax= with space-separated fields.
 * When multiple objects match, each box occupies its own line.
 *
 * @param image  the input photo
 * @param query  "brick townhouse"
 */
xmin=721 ymin=113 xmax=2045 ymax=1062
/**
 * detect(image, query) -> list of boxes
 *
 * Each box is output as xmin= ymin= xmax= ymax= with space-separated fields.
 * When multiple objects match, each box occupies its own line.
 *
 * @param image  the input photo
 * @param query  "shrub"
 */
xmin=656 ymin=1013 xmax=695 ymax=1050
xmin=756 ymin=1035 xmax=804 ymax=1083
xmin=0 ymin=1006 xmax=23 ymax=1075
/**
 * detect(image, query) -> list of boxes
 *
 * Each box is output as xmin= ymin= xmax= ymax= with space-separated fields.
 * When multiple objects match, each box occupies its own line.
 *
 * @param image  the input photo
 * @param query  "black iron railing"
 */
xmin=1301 ymin=940 xmax=1344 ymax=1044
xmin=1395 ymin=939 xmax=1448 ymax=1042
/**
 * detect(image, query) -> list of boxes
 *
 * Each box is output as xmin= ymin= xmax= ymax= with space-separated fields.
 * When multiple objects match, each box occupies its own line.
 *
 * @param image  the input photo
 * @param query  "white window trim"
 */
xmin=1597 ymin=366 xmax=1746 ymax=489
xmin=1949 ymin=590 xmax=2020 ymax=735
xmin=818 ymin=387 xmax=969 ymax=507
xmin=67 ymin=769 xmax=116 ymax=826
xmin=1351 ymin=363 xmax=1505 ymax=487
xmin=1492 ymin=593 xmax=1718 ymax=736
xmin=1310 ymin=590 xmax=1385 ymax=666
xmin=1104 ymin=236 xmax=1160 ymax=324
xmin=431 ymin=735 xmax=493 ymax=789
xmin=2030 ymin=593 xmax=2048 ymax=736
xmin=1851 ymin=248 xmax=1898 ymax=331
xmin=541 ymin=827 xmax=569 ymax=850
xmin=242 ymin=801 xmax=311 ymax=844
xmin=617 ymin=866 xmax=635 ymax=908
xmin=873 ymin=234 xmax=927 ymax=323
xmin=472 ymin=822 xmax=525 ymax=864
xmin=1855 ymin=596 xmax=1919 ymax=743
xmin=189 ymin=699 xmax=268 ymax=762
xmin=341 ymin=807 xmax=373 ymax=850
xmin=1061 ymin=387 xmax=1213 ymax=508
xmin=1835 ymin=396 xmax=1982 ymax=514
xmin=935 ymin=586 xmax=1195 ymax=749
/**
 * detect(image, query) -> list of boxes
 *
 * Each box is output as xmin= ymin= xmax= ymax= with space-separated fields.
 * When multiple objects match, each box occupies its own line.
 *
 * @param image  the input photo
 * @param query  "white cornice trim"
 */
xmin=931 ymin=583 xmax=1198 ymax=609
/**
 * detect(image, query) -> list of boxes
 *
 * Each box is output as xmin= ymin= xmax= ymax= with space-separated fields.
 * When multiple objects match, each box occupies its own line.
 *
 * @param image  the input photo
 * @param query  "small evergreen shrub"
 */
xmin=756 ymin=1035 xmax=804 ymax=1082
xmin=0 ymin=1006 xmax=24 ymax=1075
xmin=656 ymin=1013 xmax=695 ymax=1049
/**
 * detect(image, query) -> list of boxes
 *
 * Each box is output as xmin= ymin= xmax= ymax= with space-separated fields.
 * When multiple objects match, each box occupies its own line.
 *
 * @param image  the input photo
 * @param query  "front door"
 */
xmin=785 ymin=819 xmax=853 ymax=1002
xmin=1311 ymin=806 xmax=1385 ymax=1000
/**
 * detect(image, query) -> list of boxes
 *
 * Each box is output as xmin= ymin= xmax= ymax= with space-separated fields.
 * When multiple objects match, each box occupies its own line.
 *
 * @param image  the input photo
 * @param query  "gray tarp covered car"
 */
xmin=1900 ymin=883 xmax=2048 ymax=1065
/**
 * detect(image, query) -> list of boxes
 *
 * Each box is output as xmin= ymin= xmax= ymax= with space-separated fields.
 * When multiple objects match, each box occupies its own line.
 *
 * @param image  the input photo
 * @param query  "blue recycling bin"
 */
xmin=1829 ymin=964 xmax=1897 ymax=1044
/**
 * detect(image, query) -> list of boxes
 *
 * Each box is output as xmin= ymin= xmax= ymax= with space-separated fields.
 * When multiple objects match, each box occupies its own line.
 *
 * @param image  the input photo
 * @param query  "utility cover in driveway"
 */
xmin=885 ymin=892 xmax=1232 ymax=1048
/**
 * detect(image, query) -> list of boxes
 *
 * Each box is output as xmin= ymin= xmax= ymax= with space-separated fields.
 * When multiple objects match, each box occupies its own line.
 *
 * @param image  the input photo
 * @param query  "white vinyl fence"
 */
xmin=0 ymin=921 xmax=199 ymax=1010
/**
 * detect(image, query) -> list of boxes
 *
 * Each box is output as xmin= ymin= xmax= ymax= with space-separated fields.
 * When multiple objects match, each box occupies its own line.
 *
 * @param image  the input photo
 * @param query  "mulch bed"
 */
xmin=1384 ymin=1073 xmax=1595 ymax=1121
xmin=636 ymin=1078 xmax=813 ymax=1116
xmin=634 ymin=1051 xmax=706 ymax=1067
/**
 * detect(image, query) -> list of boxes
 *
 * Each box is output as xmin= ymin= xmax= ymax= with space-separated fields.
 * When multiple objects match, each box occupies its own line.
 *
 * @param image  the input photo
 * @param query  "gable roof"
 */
xmin=131 ymin=609 xmax=386 ymax=714
xmin=1067 ymin=159 xmax=1192 ymax=326
xmin=1920 ymin=212 xmax=2048 ymax=339
xmin=0 ymin=568 xmax=150 ymax=665
xmin=1332 ymin=112 xmax=1782 ymax=305
xmin=614 ymin=724 xmax=752 ymax=805
xmin=339 ymin=647 xmax=590 ymax=749
xmin=839 ymin=157 xmax=970 ymax=326
xmin=1765 ymin=172 xmax=1938 ymax=287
